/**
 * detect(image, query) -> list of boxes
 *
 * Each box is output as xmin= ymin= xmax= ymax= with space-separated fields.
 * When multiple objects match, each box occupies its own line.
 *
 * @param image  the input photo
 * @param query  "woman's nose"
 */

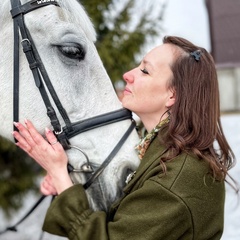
xmin=123 ymin=69 xmax=134 ymax=83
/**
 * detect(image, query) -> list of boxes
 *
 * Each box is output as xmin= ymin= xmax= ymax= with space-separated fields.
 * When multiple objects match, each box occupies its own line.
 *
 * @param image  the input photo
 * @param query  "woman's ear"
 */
xmin=165 ymin=88 xmax=176 ymax=108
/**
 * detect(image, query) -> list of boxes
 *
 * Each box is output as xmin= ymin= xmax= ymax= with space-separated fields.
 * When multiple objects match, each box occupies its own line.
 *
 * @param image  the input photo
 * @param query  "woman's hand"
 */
xmin=41 ymin=174 xmax=58 ymax=196
xmin=13 ymin=119 xmax=73 ymax=194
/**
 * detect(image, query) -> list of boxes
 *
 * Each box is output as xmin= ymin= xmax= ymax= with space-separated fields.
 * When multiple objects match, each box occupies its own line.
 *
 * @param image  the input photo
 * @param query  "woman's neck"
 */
xmin=137 ymin=113 xmax=169 ymax=133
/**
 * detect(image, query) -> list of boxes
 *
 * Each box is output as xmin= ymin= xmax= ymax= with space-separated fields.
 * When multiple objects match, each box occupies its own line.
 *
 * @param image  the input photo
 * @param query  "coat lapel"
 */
xmin=123 ymin=136 xmax=168 ymax=194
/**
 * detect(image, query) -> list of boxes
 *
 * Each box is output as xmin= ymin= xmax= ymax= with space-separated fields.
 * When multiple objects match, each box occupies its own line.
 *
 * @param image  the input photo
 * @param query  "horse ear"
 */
xmin=165 ymin=88 xmax=175 ymax=108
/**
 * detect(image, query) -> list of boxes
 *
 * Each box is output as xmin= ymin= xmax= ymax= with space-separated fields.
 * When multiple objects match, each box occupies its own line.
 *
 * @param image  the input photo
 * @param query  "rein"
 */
xmin=1 ymin=0 xmax=136 ymax=236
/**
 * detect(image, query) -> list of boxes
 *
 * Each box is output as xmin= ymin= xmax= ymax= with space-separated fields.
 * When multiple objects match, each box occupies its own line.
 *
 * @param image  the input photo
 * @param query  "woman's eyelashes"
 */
xmin=140 ymin=68 xmax=149 ymax=74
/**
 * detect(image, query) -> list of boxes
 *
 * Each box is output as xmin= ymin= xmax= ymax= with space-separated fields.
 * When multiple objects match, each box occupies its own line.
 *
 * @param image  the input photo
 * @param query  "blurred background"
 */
xmin=1 ymin=0 xmax=239 ymax=239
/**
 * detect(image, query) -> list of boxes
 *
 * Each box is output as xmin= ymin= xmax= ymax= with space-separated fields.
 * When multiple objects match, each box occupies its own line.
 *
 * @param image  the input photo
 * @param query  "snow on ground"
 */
xmin=0 ymin=195 xmax=66 ymax=240
xmin=0 ymin=114 xmax=239 ymax=240
xmin=221 ymin=114 xmax=240 ymax=240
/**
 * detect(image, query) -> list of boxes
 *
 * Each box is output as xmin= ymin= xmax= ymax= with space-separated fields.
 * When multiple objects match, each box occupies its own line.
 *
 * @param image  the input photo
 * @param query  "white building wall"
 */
xmin=217 ymin=67 xmax=240 ymax=112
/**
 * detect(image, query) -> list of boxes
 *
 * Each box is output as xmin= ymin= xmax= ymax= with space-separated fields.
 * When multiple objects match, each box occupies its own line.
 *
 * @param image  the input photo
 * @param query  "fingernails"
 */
xmin=45 ymin=127 xmax=51 ymax=134
xmin=24 ymin=119 xmax=28 ymax=125
xmin=13 ymin=122 xmax=19 ymax=127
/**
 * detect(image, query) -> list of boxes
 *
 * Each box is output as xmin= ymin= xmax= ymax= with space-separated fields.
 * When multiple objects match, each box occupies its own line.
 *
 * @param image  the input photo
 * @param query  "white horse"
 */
xmin=0 ymin=0 xmax=140 ymax=214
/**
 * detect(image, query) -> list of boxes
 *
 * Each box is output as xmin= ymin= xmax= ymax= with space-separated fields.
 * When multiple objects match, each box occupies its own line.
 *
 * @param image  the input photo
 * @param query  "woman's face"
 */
xmin=122 ymin=44 xmax=175 ymax=129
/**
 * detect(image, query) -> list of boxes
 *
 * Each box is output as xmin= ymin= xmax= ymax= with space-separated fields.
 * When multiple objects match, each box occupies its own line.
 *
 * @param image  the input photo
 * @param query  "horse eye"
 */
xmin=58 ymin=44 xmax=85 ymax=61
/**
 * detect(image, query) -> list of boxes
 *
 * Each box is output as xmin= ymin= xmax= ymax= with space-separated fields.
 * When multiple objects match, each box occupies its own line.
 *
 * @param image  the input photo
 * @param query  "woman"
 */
xmin=13 ymin=36 xmax=235 ymax=240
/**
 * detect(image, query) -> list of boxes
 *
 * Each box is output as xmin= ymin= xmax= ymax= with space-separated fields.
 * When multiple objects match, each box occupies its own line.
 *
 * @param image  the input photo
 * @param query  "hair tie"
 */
xmin=190 ymin=50 xmax=201 ymax=62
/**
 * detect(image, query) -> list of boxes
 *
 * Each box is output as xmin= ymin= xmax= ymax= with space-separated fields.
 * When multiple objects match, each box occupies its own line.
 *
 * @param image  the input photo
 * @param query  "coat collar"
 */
xmin=123 ymin=136 xmax=168 ymax=194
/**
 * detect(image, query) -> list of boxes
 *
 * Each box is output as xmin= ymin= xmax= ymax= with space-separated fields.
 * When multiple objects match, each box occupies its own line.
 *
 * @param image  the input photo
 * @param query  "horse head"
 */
xmin=0 ymin=0 xmax=140 ymax=211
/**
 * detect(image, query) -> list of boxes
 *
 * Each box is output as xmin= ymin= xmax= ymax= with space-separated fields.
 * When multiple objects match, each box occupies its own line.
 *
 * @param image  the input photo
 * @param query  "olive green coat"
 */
xmin=43 ymin=137 xmax=225 ymax=240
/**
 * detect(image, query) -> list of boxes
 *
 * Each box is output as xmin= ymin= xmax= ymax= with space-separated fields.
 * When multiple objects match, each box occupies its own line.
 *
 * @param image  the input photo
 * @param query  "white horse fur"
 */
xmin=0 ymin=0 xmax=140 ymax=211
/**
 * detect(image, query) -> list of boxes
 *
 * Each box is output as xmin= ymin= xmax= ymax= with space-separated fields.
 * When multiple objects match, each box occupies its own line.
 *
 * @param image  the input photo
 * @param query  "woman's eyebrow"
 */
xmin=142 ymin=59 xmax=154 ymax=70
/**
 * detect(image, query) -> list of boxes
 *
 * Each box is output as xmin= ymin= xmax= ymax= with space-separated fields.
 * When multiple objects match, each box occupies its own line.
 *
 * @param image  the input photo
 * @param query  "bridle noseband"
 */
xmin=10 ymin=0 xmax=136 ymax=189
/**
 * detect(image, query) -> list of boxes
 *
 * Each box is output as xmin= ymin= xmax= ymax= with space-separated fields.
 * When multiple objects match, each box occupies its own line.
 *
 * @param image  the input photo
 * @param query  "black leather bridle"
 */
xmin=10 ymin=0 xmax=136 ymax=188
xmin=0 ymin=0 xmax=136 ymax=235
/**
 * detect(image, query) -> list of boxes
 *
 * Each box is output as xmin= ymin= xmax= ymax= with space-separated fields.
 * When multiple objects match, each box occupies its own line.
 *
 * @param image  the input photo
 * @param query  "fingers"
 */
xmin=13 ymin=129 xmax=30 ymax=150
xmin=13 ymin=120 xmax=46 ymax=147
xmin=23 ymin=119 xmax=46 ymax=146
xmin=44 ymin=127 xmax=61 ymax=149
xmin=12 ymin=119 xmax=68 ymax=176
xmin=13 ymin=124 xmax=34 ymax=157
xmin=13 ymin=119 xmax=60 ymax=150
xmin=12 ymin=120 xmax=57 ymax=159
xmin=40 ymin=175 xmax=57 ymax=196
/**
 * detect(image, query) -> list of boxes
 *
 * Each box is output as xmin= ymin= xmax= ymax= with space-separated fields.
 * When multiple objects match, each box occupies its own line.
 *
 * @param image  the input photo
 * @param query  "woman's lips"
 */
xmin=124 ymin=87 xmax=132 ymax=94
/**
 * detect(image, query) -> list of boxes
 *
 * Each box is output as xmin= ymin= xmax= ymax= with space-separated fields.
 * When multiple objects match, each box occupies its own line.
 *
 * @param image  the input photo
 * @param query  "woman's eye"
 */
xmin=57 ymin=44 xmax=85 ymax=61
xmin=140 ymin=68 xmax=149 ymax=74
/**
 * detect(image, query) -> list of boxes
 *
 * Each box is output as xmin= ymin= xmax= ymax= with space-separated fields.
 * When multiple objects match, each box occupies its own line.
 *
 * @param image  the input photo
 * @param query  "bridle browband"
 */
xmin=10 ymin=0 xmax=136 ymax=187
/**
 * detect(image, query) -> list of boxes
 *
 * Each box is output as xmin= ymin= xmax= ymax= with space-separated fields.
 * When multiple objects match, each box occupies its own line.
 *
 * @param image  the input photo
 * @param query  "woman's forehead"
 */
xmin=144 ymin=44 xmax=176 ymax=67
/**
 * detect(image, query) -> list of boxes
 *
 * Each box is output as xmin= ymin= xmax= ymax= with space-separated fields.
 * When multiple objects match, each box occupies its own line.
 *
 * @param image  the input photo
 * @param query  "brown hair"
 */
xmin=159 ymin=36 xmax=235 ymax=181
